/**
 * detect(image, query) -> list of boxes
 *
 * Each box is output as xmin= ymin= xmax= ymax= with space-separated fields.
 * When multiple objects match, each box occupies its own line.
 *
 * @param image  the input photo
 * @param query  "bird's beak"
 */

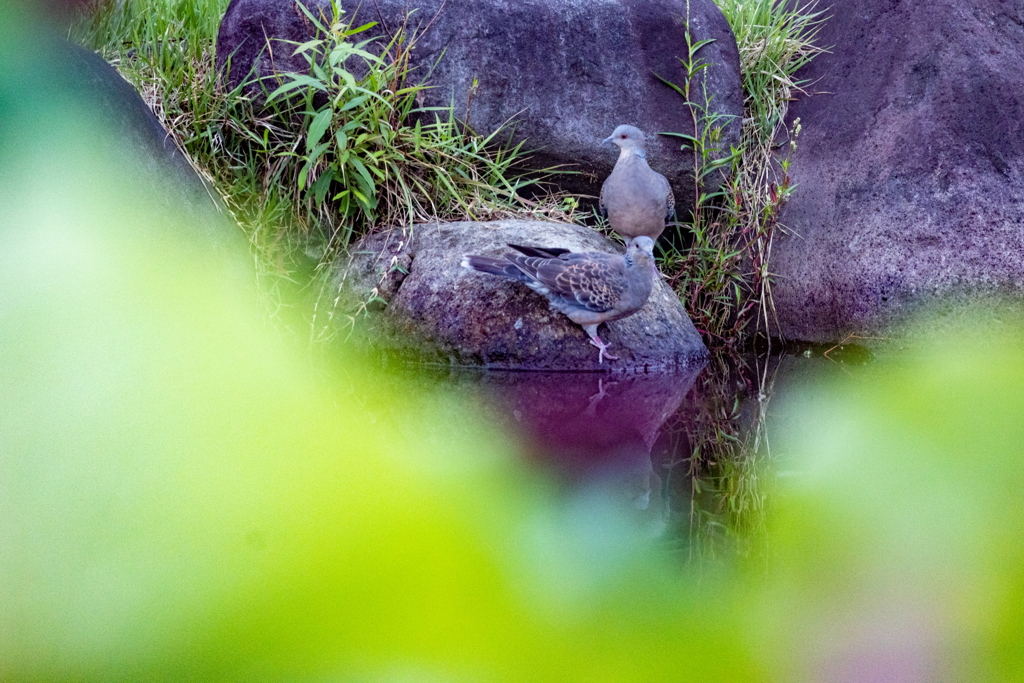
xmin=602 ymin=135 xmax=614 ymax=145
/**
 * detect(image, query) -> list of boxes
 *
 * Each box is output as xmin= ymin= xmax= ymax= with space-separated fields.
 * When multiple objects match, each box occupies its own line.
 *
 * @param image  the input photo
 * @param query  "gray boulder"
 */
xmin=60 ymin=39 xmax=245 ymax=258
xmin=216 ymin=0 xmax=742 ymax=217
xmin=336 ymin=220 xmax=708 ymax=371
xmin=772 ymin=0 xmax=1024 ymax=342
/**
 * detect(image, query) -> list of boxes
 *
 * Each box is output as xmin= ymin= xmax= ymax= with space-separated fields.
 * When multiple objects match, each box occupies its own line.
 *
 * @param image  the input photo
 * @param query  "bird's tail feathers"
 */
xmin=462 ymin=254 xmax=525 ymax=280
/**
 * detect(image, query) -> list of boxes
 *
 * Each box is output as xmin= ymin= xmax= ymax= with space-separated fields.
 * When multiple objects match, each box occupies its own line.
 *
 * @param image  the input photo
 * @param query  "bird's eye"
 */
xmin=620 ymin=134 xmax=627 ymax=138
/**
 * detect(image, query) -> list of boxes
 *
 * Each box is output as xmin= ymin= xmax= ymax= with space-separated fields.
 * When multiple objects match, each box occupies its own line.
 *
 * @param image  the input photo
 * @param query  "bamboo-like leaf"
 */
xmin=339 ymin=94 xmax=370 ymax=112
xmin=338 ymin=69 xmax=357 ymax=90
xmin=343 ymin=21 xmax=378 ymax=36
xmin=266 ymin=75 xmax=328 ymax=103
xmin=688 ymin=38 xmax=717 ymax=53
xmin=348 ymin=155 xmax=377 ymax=196
xmin=298 ymin=158 xmax=312 ymax=190
xmin=661 ymin=131 xmax=701 ymax=144
xmin=306 ymin=140 xmax=331 ymax=165
xmin=346 ymin=47 xmax=380 ymax=63
xmin=293 ymin=0 xmax=328 ymax=32
xmin=291 ymin=39 xmax=325 ymax=56
xmin=328 ymin=44 xmax=353 ymax=67
xmin=306 ymin=108 xmax=334 ymax=152
xmin=311 ymin=171 xmax=333 ymax=204
xmin=350 ymin=187 xmax=370 ymax=206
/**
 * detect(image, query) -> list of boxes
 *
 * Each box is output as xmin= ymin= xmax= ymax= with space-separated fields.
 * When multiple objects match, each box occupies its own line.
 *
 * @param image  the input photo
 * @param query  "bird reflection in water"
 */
xmin=452 ymin=366 xmax=705 ymax=524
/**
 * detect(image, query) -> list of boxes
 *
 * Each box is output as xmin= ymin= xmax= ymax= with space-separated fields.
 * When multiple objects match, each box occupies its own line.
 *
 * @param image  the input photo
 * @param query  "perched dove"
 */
xmin=461 ymin=236 xmax=657 ymax=363
xmin=599 ymin=124 xmax=675 ymax=241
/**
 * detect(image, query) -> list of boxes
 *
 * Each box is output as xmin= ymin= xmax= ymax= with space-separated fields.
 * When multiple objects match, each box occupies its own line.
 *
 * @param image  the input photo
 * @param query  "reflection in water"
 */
xmin=654 ymin=348 xmax=871 ymax=561
xmin=430 ymin=360 xmax=769 ymax=553
xmin=427 ymin=348 xmax=865 ymax=561
xmin=656 ymin=354 xmax=778 ymax=561
xmin=486 ymin=368 xmax=701 ymax=510
xmin=437 ymin=368 xmax=701 ymax=521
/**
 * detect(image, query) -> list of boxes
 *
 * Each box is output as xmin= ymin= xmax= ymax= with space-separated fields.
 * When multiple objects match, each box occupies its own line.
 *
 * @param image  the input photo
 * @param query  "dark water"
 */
xmin=420 ymin=342 xmax=872 ymax=561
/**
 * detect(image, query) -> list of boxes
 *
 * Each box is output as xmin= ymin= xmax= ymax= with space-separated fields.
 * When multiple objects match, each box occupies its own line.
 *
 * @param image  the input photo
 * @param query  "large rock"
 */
xmin=336 ymin=220 xmax=709 ymax=371
xmin=772 ymin=0 xmax=1024 ymax=342
xmin=59 ymin=39 xmax=245 ymax=258
xmin=216 ymin=0 xmax=742 ymax=216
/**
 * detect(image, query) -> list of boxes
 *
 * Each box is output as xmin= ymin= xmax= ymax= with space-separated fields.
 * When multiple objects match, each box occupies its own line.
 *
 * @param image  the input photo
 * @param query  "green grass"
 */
xmin=71 ymin=0 xmax=825 ymax=349
xmin=662 ymin=0 xmax=826 ymax=347
xmin=648 ymin=0 xmax=825 ymax=559
xmin=71 ymin=0 xmax=541 ymax=341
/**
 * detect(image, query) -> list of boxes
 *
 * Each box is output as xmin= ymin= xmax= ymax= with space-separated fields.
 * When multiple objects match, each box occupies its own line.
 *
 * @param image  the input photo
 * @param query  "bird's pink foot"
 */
xmin=588 ymin=337 xmax=619 ymax=363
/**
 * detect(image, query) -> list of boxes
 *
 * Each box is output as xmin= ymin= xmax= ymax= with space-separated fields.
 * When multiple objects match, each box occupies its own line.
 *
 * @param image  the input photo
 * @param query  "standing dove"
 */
xmin=461 ymin=236 xmax=657 ymax=363
xmin=599 ymin=125 xmax=675 ymax=242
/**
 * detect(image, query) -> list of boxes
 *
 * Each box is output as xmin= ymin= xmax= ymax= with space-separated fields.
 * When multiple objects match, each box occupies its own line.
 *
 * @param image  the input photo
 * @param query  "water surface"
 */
xmin=423 ymin=345 xmax=869 ymax=560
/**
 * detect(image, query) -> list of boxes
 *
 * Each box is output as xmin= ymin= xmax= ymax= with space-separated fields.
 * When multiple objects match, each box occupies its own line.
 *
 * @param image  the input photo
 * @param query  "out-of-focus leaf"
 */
xmin=757 ymin=322 xmax=1024 ymax=682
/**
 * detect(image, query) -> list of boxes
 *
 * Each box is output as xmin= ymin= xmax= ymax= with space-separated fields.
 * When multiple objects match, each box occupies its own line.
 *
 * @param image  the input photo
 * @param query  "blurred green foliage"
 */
xmin=5 ymin=3 xmax=1024 ymax=682
xmin=758 ymin=328 xmax=1024 ymax=681
xmin=0 ymin=6 xmax=754 ymax=682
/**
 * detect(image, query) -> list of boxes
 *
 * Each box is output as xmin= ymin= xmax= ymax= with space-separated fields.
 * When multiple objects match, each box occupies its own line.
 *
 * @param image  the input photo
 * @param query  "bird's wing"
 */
xmin=507 ymin=244 xmax=572 ymax=258
xmin=530 ymin=253 xmax=626 ymax=313
xmin=598 ymin=180 xmax=608 ymax=218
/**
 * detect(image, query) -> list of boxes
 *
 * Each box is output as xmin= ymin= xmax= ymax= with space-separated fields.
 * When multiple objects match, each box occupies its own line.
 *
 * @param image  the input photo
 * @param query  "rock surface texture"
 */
xmin=337 ymin=220 xmax=708 ymax=371
xmin=216 ymin=0 xmax=742 ymax=218
xmin=772 ymin=0 xmax=1024 ymax=342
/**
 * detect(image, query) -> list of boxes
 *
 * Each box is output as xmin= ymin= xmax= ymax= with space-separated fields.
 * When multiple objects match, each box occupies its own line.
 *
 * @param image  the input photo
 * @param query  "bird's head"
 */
xmin=602 ymin=125 xmax=647 ymax=157
xmin=625 ymin=235 xmax=656 ymax=267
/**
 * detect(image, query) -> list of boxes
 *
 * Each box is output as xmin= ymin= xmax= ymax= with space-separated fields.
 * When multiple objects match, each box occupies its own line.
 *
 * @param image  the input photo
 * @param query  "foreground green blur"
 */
xmin=6 ymin=3 xmax=1024 ymax=681
xmin=0 ymin=6 xmax=752 ymax=682
xmin=757 ymin=327 xmax=1024 ymax=681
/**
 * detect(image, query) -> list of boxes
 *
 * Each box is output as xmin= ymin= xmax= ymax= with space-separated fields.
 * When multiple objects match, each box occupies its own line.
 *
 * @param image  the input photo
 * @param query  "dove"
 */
xmin=599 ymin=125 xmax=675 ymax=241
xmin=461 ymin=236 xmax=657 ymax=363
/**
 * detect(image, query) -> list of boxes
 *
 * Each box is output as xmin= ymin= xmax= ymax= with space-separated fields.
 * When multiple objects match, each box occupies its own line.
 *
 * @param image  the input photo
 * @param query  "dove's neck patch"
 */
xmin=617 ymin=147 xmax=647 ymax=162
